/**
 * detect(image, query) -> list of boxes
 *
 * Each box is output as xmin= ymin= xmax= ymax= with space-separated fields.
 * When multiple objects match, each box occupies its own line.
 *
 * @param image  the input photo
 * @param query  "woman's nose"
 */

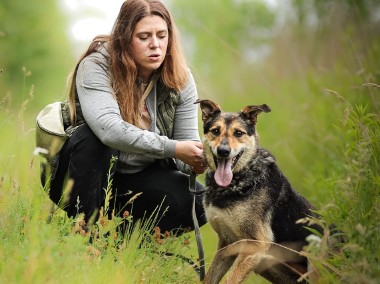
xmin=149 ymin=36 xmax=159 ymax=48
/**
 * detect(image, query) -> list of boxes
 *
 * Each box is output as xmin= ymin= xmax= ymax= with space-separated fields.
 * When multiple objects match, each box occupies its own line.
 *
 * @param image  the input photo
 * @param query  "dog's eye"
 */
xmin=234 ymin=130 xmax=245 ymax=137
xmin=211 ymin=128 xmax=220 ymax=136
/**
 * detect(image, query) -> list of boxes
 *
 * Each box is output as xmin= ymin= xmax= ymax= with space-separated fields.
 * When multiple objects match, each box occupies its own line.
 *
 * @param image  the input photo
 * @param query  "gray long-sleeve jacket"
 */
xmin=75 ymin=43 xmax=200 ymax=174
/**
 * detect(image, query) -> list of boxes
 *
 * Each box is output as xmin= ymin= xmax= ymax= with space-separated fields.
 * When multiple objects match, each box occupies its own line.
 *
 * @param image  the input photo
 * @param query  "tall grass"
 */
xmin=296 ymin=99 xmax=379 ymax=283
xmin=2 ymin=74 xmax=378 ymax=284
xmin=0 ymin=113 xmax=203 ymax=284
xmin=1 ymin=24 xmax=379 ymax=284
xmin=313 ymin=102 xmax=379 ymax=283
xmin=0 ymin=71 xmax=205 ymax=284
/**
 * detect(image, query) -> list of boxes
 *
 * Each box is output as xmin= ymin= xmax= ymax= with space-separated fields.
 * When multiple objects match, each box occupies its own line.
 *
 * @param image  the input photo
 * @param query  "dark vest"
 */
xmin=62 ymin=79 xmax=180 ymax=170
xmin=62 ymin=79 xmax=180 ymax=139
xmin=155 ymin=79 xmax=180 ymax=139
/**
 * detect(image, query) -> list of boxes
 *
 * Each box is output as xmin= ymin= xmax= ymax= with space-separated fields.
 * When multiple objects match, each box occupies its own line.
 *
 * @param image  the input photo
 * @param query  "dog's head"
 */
xmin=195 ymin=99 xmax=271 ymax=187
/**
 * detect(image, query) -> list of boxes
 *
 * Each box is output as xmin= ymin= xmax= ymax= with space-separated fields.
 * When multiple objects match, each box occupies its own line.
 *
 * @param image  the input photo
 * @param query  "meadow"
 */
xmin=1 ymin=1 xmax=380 ymax=283
xmin=1 ymin=55 xmax=379 ymax=283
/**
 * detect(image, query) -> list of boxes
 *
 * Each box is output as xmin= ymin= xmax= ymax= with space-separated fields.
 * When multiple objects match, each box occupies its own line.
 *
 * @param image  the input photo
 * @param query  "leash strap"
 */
xmin=189 ymin=171 xmax=206 ymax=281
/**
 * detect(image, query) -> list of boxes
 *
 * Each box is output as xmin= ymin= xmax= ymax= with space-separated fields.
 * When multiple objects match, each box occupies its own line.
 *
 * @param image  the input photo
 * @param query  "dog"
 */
xmin=195 ymin=99 xmax=323 ymax=284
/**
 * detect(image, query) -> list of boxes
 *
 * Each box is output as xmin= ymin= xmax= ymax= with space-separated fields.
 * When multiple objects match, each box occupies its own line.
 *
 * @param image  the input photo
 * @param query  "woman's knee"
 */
xmin=47 ymin=125 xmax=118 ymax=217
xmin=69 ymin=125 xmax=118 ymax=164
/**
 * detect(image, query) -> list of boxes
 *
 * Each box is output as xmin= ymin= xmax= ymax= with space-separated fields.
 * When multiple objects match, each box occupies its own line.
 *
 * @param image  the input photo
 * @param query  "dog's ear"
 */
xmin=194 ymin=99 xmax=221 ymax=123
xmin=240 ymin=104 xmax=271 ymax=125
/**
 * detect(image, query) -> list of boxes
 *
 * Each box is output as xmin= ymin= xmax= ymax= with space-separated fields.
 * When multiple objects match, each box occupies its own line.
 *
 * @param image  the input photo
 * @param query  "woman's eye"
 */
xmin=138 ymin=33 xmax=149 ymax=40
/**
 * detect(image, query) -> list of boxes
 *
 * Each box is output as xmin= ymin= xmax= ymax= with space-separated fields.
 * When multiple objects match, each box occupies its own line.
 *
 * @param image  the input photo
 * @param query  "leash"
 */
xmin=126 ymin=171 xmax=206 ymax=280
xmin=189 ymin=171 xmax=206 ymax=281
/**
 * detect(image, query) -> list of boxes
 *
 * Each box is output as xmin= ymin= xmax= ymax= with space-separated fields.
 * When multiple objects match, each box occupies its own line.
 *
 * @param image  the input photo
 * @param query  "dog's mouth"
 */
xmin=213 ymin=150 xmax=244 ymax=187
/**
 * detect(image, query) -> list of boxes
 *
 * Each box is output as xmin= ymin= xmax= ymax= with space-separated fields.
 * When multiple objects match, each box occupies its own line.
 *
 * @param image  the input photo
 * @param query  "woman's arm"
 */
xmin=172 ymin=72 xmax=201 ymax=142
xmin=76 ymin=53 xmax=177 ymax=159
xmin=172 ymin=72 xmax=205 ymax=174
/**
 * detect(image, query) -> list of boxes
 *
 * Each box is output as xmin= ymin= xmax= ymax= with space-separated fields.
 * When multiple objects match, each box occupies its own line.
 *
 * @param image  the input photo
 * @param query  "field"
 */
xmin=1 ymin=1 xmax=380 ymax=283
xmin=1 ymin=61 xmax=379 ymax=283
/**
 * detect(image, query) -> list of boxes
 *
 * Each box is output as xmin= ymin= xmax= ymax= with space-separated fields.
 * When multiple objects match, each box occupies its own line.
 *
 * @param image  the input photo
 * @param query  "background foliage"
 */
xmin=0 ymin=0 xmax=75 ymax=107
xmin=1 ymin=0 xmax=379 ymax=283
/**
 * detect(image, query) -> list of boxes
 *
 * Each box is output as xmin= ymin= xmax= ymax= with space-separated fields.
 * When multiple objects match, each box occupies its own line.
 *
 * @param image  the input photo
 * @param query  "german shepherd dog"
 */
xmin=195 ymin=99 xmax=323 ymax=284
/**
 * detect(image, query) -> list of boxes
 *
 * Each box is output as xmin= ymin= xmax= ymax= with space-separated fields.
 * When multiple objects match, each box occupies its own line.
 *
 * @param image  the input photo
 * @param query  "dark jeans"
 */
xmin=44 ymin=124 xmax=206 ymax=233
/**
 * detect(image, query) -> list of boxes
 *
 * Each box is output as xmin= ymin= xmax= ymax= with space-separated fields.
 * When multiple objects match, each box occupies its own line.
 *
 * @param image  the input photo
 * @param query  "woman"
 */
xmin=45 ymin=0 xmax=207 ymax=234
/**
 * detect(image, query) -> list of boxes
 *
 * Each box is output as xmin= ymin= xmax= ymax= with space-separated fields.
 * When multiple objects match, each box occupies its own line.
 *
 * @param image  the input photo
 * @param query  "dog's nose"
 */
xmin=217 ymin=145 xmax=230 ymax=158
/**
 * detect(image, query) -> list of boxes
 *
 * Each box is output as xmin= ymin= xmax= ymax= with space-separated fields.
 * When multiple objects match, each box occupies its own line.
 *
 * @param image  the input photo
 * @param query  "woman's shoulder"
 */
xmin=77 ymin=43 xmax=111 ymax=84
xmin=80 ymin=42 xmax=110 ymax=69
xmin=179 ymin=70 xmax=196 ymax=98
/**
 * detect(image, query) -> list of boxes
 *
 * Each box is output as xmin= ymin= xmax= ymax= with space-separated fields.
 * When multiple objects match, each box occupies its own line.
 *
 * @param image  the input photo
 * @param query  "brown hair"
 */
xmin=68 ymin=0 xmax=188 ymax=126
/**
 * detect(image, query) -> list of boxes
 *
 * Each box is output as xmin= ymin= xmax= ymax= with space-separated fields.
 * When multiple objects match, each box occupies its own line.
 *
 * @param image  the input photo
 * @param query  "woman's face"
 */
xmin=130 ymin=15 xmax=169 ymax=83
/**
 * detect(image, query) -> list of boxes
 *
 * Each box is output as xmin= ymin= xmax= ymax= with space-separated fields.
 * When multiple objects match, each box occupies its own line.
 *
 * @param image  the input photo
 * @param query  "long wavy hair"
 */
xmin=67 ymin=0 xmax=188 ymax=126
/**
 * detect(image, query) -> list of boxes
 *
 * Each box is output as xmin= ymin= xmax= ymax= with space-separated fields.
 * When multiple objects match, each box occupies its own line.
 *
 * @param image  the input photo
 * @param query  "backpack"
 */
xmin=35 ymin=101 xmax=68 ymax=163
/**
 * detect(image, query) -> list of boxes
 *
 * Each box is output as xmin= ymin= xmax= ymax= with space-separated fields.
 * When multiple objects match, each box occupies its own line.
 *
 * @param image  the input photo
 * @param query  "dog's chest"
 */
xmin=205 ymin=204 xmax=247 ymax=243
xmin=204 ymin=193 xmax=275 ymax=245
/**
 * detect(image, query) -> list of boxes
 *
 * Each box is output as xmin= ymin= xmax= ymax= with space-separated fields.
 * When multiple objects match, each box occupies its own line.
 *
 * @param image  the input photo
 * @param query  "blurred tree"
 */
xmin=170 ymin=0 xmax=379 ymax=191
xmin=172 ymin=0 xmax=379 ymax=109
xmin=277 ymin=0 xmax=380 ymax=108
xmin=171 ymin=0 xmax=276 ymax=101
xmin=0 ymin=0 xmax=75 ymax=109
xmin=291 ymin=0 xmax=379 ymax=27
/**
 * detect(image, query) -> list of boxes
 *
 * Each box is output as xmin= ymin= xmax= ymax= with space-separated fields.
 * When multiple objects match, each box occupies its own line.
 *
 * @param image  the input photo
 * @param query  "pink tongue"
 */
xmin=214 ymin=159 xmax=233 ymax=187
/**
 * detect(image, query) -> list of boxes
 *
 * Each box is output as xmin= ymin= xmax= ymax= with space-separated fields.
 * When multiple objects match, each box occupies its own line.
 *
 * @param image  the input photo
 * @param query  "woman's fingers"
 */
xmin=176 ymin=140 xmax=207 ymax=173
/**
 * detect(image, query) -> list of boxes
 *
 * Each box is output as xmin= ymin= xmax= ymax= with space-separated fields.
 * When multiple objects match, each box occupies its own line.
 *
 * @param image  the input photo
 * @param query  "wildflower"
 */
xmin=306 ymin=234 xmax=322 ymax=246
xmin=112 ymin=232 xmax=118 ymax=240
xmin=99 ymin=217 xmax=108 ymax=226
xmin=33 ymin=147 xmax=49 ymax=156
xmin=80 ymin=228 xmax=88 ymax=237
xmin=154 ymin=227 xmax=164 ymax=244
xmin=123 ymin=210 xmax=130 ymax=218
xmin=87 ymin=246 xmax=100 ymax=257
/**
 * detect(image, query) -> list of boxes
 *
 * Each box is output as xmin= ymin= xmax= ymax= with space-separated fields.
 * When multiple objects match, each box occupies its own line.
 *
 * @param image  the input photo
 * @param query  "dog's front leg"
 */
xmin=204 ymin=250 xmax=236 ymax=284
xmin=221 ymin=239 xmax=270 ymax=284
xmin=224 ymin=252 xmax=268 ymax=284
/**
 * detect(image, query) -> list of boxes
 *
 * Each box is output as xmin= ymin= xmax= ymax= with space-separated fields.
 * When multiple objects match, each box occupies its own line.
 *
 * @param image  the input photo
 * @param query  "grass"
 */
xmin=0 ymin=126 xmax=207 ymax=283
xmin=0 ymin=84 xmax=217 ymax=283
xmin=1 ymin=58 xmax=379 ymax=283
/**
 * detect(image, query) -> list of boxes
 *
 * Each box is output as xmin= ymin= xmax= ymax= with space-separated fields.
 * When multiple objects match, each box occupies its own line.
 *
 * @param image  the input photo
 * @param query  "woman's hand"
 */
xmin=175 ymin=141 xmax=207 ymax=174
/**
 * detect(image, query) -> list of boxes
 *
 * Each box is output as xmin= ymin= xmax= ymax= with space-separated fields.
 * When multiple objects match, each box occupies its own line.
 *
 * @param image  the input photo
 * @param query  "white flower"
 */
xmin=33 ymin=147 xmax=49 ymax=156
xmin=306 ymin=234 xmax=322 ymax=245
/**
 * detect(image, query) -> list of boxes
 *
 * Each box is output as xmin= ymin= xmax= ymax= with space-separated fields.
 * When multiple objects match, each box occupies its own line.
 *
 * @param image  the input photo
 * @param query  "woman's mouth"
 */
xmin=149 ymin=54 xmax=160 ymax=61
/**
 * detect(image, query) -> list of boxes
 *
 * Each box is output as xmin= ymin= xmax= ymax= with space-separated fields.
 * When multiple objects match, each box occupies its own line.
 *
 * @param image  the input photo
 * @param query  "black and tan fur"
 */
xmin=195 ymin=99 xmax=322 ymax=284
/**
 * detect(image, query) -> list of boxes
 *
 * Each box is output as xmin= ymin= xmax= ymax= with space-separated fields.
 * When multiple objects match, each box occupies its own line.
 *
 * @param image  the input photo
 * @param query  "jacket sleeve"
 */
xmin=76 ymin=53 xmax=177 ymax=159
xmin=172 ymin=71 xmax=201 ymax=173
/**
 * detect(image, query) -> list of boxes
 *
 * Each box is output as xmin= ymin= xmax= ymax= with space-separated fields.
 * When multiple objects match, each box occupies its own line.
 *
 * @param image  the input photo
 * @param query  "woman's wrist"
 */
xmin=164 ymin=139 xmax=177 ymax=158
